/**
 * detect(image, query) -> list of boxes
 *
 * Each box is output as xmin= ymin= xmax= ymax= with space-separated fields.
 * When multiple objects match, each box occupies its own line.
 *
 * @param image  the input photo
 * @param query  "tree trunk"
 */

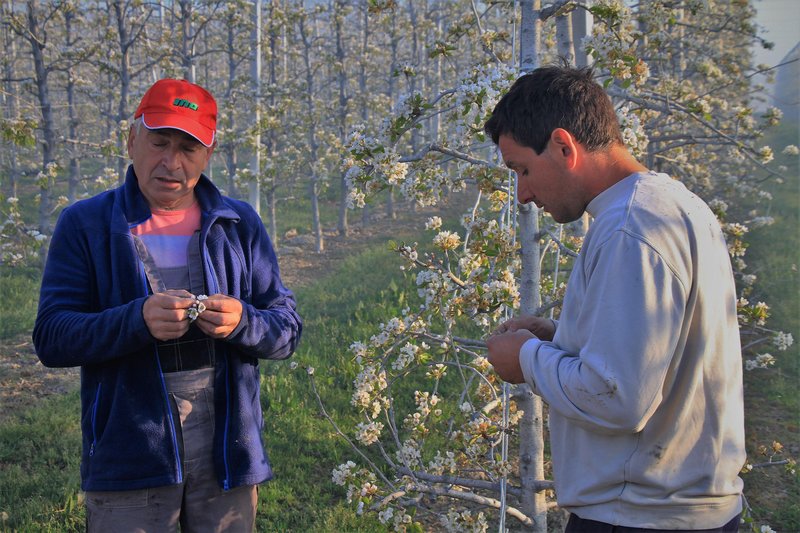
xmin=113 ymin=0 xmax=132 ymax=184
xmin=335 ymin=0 xmax=349 ymax=236
xmin=516 ymin=2 xmax=547 ymax=531
xmin=2 ymin=0 xmax=20 ymax=198
xmin=300 ymin=13 xmax=324 ymax=253
xmin=359 ymin=0 xmax=371 ymax=226
xmin=180 ymin=0 xmax=196 ymax=82
xmin=27 ymin=0 xmax=54 ymax=237
xmin=65 ymin=9 xmax=80 ymax=204
xmin=224 ymin=16 xmax=239 ymax=199
xmin=556 ymin=11 xmax=575 ymax=65
xmin=572 ymin=0 xmax=591 ymax=68
xmin=249 ymin=0 xmax=262 ymax=216
xmin=385 ymin=12 xmax=398 ymax=221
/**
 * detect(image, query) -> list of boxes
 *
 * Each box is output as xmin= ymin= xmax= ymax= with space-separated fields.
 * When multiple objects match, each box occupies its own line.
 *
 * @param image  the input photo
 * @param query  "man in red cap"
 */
xmin=34 ymin=78 xmax=303 ymax=532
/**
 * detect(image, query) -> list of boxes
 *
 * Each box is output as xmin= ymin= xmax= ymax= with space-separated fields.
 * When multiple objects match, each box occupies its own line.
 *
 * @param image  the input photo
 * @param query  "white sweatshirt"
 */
xmin=520 ymin=172 xmax=745 ymax=528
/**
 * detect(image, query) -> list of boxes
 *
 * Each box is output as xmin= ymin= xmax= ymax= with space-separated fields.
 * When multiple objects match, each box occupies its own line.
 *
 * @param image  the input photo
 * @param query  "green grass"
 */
xmin=738 ymin=121 xmax=800 ymax=530
xmin=0 ymin=266 xmax=40 ymax=338
xmin=0 ymin=391 xmax=84 ymax=531
xmin=255 ymin=246 xmax=414 ymax=532
xmin=0 ymin=233 xmax=413 ymax=532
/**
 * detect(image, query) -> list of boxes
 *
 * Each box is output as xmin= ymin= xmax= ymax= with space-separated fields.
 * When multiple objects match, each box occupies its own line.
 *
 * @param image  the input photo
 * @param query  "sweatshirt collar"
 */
xmin=586 ymin=171 xmax=653 ymax=219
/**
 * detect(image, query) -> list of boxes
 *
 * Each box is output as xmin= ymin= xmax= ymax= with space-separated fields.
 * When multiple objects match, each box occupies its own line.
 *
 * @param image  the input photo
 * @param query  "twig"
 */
xmin=751 ymin=459 xmax=789 ymax=469
xmin=306 ymin=372 xmax=395 ymax=487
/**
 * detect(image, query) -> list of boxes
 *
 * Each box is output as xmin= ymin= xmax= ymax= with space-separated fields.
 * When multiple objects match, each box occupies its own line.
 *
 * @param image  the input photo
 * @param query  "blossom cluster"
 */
xmin=737 ymin=298 xmax=770 ymax=327
xmin=617 ymin=104 xmax=649 ymax=159
xmin=440 ymin=508 xmax=489 ymax=533
xmin=1 ymin=197 xmax=47 ymax=267
xmin=583 ymin=0 xmax=650 ymax=88
xmin=450 ymin=63 xmax=516 ymax=144
xmin=745 ymin=353 xmax=776 ymax=371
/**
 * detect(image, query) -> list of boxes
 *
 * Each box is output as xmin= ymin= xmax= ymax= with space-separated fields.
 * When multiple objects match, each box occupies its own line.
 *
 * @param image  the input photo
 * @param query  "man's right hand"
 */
xmin=491 ymin=314 xmax=556 ymax=341
xmin=142 ymin=290 xmax=196 ymax=341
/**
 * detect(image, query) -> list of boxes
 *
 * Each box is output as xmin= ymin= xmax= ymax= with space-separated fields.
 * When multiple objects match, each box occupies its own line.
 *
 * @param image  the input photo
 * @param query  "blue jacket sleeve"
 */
xmin=220 ymin=210 xmax=302 ymax=360
xmin=32 ymin=207 xmax=154 ymax=368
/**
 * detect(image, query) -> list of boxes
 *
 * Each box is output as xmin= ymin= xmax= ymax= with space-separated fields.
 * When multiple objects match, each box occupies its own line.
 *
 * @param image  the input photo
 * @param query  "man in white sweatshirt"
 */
xmin=485 ymin=66 xmax=745 ymax=532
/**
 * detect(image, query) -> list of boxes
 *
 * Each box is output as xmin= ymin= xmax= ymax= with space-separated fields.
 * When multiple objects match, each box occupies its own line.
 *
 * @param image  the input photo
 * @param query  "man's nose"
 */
xmin=162 ymin=147 xmax=182 ymax=171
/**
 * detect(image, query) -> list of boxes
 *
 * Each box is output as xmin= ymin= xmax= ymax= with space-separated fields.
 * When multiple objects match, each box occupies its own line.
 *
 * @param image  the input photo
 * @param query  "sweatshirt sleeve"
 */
xmin=519 ymin=230 xmax=687 ymax=435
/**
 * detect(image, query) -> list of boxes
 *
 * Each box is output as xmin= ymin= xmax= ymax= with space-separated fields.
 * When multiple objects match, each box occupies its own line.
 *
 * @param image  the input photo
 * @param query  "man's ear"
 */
xmin=550 ymin=128 xmax=579 ymax=169
xmin=203 ymin=141 xmax=217 ymax=168
xmin=126 ymin=126 xmax=136 ymax=158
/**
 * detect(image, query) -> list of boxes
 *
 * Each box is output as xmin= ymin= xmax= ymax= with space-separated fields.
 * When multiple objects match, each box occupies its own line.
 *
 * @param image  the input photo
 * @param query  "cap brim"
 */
xmin=141 ymin=114 xmax=215 ymax=147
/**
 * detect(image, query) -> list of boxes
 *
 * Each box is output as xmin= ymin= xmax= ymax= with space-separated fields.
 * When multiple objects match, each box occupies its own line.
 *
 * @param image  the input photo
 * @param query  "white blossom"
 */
xmin=355 ymin=421 xmax=384 ymax=446
xmin=745 ymin=353 xmax=776 ymax=371
xmin=331 ymin=461 xmax=356 ymax=486
xmin=774 ymin=332 xmax=793 ymax=351
xmin=433 ymin=230 xmax=461 ymax=250
xmin=757 ymin=146 xmax=774 ymax=164
xmin=425 ymin=216 xmax=443 ymax=231
xmin=782 ymin=144 xmax=799 ymax=156
xmin=395 ymin=439 xmax=422 ymax=467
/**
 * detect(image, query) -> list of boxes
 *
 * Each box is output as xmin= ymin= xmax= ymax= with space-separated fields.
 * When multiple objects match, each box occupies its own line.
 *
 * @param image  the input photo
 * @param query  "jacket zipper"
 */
xmin=223 ymin=354 xmax=232 ymax=491
xmin=203 ymin=242 xmax=232 ymax=491
xmin=135 ymin=250 xmax=184 ymax=483
xmin=89 ymin=384 xmax=101 ymax=456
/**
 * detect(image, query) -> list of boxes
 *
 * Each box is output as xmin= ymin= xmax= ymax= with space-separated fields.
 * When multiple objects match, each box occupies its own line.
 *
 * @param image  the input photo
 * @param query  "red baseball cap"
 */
xmin=134 ymin=79 xmax=217 ymax=147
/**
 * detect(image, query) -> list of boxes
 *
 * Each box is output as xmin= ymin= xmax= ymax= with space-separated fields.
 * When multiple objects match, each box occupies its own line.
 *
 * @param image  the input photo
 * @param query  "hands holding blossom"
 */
xmin=486 ymin=315 xmax=556 ymax=384
xmin=143 ymin=289 xmax=243 ymax=341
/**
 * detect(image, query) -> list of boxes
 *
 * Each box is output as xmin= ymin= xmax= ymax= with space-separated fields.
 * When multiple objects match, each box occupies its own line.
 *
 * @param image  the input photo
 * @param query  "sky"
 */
xmin=752 ymin=0 xmax=800 ymax=67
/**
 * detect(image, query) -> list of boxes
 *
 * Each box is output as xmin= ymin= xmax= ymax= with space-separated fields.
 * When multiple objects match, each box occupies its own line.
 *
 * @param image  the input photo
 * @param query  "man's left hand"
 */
xmin=486 ymin=329 xmax=536 ymax=384
xmin=194 ymin=294 xmax=243 ymax=339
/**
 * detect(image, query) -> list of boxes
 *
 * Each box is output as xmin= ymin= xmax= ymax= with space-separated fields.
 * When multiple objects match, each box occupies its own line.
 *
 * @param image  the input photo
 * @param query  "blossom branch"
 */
xmin=544 ymin=229 xmax=579 ymax=258
xmin=400 ymin=143 xmax=505 ymax=170
xmin=408 ymin=484 xmax=535 ymax=527
xmin=396 ymin=467 xmax=525 ymax=498
xmin=306 ymin=372 xmax=395 ymax=488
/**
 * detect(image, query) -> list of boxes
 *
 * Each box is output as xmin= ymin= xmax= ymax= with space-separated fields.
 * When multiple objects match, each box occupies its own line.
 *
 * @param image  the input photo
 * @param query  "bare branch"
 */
xmin=397 ymin=466 xmax=525 ymax=498
xmin=410 ymin=484 xmax=535 ymax=527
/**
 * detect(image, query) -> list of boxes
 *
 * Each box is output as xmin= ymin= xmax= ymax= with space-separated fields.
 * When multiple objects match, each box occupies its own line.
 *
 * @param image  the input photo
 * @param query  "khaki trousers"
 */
xmin=85 ymin=368 xmax=257 ymax=533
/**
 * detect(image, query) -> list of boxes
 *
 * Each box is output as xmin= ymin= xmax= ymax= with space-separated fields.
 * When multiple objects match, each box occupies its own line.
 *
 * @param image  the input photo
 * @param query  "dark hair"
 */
xmin=484 ymin=65 xmax=624 ymax=154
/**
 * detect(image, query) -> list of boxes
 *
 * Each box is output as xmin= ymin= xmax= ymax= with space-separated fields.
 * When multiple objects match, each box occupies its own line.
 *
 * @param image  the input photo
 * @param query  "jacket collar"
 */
xmin=119 ymin=164 xmax=240 ymax=224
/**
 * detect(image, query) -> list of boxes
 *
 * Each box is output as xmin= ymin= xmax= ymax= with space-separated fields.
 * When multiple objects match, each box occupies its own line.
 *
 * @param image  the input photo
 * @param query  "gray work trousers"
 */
xmin=85 ymin=368 xmax=257 ymax=533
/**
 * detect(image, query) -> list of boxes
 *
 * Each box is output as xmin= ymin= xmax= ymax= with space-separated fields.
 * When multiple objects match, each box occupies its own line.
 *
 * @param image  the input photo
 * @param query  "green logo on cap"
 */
xmin=173 ymin=98 xmax=199 ymax=111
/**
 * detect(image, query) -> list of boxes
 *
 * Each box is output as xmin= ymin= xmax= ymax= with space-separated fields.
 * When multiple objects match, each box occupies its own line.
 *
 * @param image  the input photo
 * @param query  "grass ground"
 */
xmin=737 ymin=123 xmax=800 ymax=530
xmin=0 ymin=195 xmax=455 ymax=532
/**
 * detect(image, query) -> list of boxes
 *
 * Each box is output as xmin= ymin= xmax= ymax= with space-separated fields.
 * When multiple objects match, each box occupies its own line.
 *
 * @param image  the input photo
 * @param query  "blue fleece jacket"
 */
xmin=33 ymin=166 xmax=302 ymax=492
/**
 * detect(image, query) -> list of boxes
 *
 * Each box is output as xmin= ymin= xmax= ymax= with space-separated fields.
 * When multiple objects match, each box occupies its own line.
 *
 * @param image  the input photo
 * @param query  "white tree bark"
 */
xmin=516 ymin=2 xmax=547 ymax=531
